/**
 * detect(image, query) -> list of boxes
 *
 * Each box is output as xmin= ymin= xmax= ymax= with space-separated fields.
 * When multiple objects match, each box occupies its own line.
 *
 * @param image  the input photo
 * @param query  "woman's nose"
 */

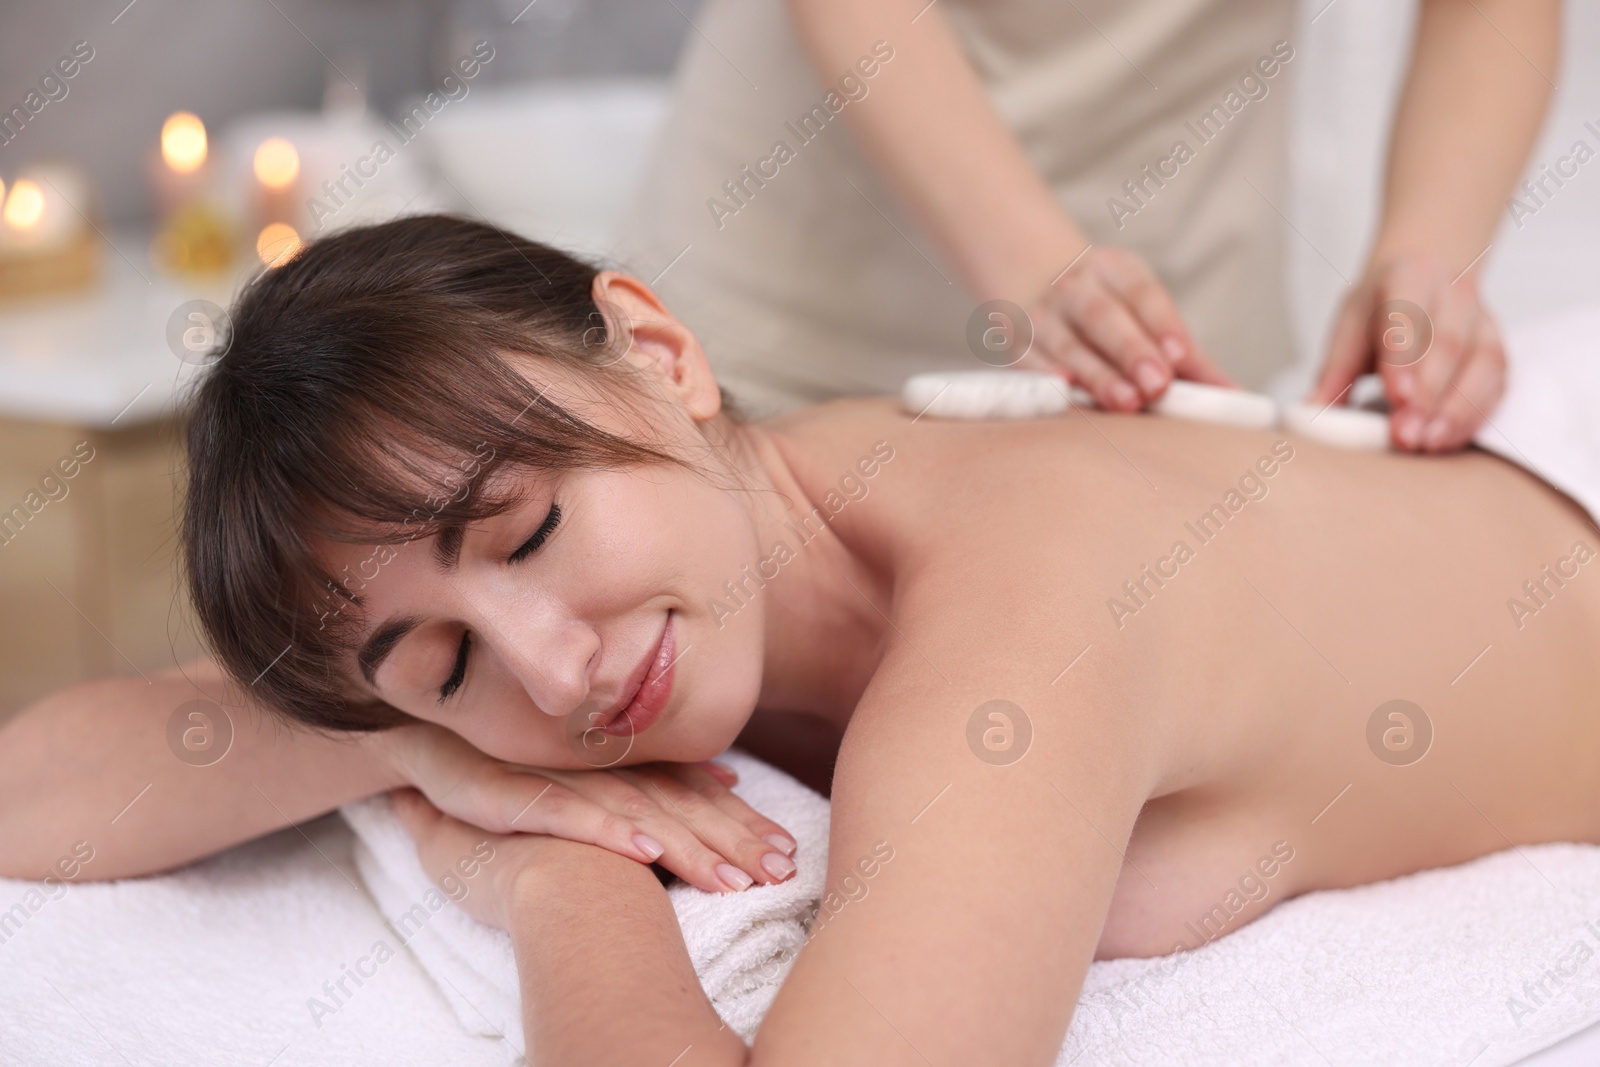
xmin=484 ymin=609 xmax=599 ymax=719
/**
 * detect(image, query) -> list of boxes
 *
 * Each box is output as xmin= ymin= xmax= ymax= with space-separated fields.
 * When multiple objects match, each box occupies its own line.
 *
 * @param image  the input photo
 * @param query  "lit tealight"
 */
xmin=256 ymin=221 xmax=301 ymax=267
xmin=161 ymin=111 xmax=208 ymax=173
xmin=253 ymin=138 xmax=300 ymax=190
xmin=3 ymin=180 xmax=45 ymax=232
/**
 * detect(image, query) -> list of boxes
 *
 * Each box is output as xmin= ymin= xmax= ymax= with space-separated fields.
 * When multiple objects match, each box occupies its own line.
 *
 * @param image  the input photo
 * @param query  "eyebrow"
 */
xmin=358 ymin=614 xmax=423 ymax=687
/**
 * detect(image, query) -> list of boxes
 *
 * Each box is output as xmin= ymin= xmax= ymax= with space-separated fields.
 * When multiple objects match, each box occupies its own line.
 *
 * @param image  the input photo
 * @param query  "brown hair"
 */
xmin=182 ymin=214 xmax=712 ymax=731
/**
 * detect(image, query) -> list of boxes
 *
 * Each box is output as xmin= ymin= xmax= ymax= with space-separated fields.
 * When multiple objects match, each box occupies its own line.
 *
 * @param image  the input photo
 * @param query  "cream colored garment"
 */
xmin=616 ymin=0 xmax=1295 ymax=415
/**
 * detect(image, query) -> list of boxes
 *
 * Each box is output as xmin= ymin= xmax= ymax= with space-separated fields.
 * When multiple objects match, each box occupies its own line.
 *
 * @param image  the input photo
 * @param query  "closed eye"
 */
xmin=436 ymin=503 xmax=560 ymax=703
xmin=508 ymin=502 xmax=561 ymax=564
xmin=437 ymin=631 xmax=470 ymax=704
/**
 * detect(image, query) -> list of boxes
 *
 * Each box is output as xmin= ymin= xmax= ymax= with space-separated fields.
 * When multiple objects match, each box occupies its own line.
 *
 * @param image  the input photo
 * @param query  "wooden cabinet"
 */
xmin=0 ymin=415 xmax=205 ymax=722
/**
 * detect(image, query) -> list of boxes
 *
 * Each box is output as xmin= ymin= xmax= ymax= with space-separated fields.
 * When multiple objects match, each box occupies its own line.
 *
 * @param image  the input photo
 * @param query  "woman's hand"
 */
xmin=1311 ymin=256 xmax=1507 ymax=453
xmin=372 ymin=721 xmax=798 ymax=894
xmin=390 ymin=787 xmax=554 ymax=930
xmin=1018 ymin=245 xmax=1234 ymax=411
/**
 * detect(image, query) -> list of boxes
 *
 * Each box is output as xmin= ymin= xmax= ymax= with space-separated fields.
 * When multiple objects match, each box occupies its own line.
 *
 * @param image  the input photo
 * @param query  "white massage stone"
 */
xmin=1281 ymin=401 xmax=1392 ymax=451
xmin=900 ymin=371 xmax=1073 ymax=420
xmin=1150 ymin=379 xmax=1279 ymax=429
xmin=1347 ymin=373 xmax=1389 ymax=412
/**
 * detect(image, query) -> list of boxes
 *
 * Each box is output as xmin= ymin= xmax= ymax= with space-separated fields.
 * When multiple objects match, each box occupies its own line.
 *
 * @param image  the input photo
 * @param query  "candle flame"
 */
xmin=161 ymin=112 xmax=208 ymax=173
xmin=253 ymin=138 xmax=300 ymax=191
xmin=3 ymin=180 xmax=45 ymax=232
xmin=256 ymin=222 xmax=302 ymax=267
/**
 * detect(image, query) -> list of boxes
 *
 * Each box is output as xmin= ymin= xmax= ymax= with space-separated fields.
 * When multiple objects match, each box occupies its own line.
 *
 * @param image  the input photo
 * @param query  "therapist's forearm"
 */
xmin=785 ymin=0 xmax=1085 ymax=303
xmin=1370 ymin=0 xmax=1559 ymax=272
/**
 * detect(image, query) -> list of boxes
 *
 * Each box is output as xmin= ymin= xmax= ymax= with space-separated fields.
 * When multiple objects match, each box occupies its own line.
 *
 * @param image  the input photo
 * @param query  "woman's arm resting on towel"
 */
xmin=414 ymin=647 xmax=1156 ymax=1065
xmin=395 ymin=790 xmax=751 ymax=1066
xmin=0 ymin=660 xmax=796 ymax=892
xmin=0 ymin=659 xmax=404 ymax=879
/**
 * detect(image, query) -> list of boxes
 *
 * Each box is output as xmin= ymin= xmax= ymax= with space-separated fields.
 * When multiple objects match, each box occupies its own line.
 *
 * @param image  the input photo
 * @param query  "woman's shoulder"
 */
xmin=765 ymin=401 xmax=1139 ymax=577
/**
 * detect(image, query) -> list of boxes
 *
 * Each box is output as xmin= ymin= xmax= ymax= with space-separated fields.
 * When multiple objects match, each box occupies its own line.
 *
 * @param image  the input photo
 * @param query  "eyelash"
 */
xmin=437 ymin=631 xmax=470 ymax=704
xmin=436 ymin=502 xmax=562 ymax=703
xmin=508 ymin=502 xmax=562 ymax=563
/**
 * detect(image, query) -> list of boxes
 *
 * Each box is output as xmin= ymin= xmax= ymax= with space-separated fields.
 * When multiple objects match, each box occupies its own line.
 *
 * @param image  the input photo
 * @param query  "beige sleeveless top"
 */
xmin=616 ymin=0 xmax=1295 ymax=415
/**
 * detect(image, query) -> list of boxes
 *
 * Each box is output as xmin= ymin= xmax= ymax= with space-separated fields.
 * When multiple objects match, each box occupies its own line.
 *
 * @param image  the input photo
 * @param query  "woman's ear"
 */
xmin=590 ymin=271 xmax=721 ymax=422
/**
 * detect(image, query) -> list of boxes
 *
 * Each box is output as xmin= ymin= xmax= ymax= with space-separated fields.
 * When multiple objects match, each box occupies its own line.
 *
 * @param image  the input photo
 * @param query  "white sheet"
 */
xmin=342 ymin=749 xmax=1600 ymax=1067
xmin=0 ymin=816 xmax=515 ymax=1067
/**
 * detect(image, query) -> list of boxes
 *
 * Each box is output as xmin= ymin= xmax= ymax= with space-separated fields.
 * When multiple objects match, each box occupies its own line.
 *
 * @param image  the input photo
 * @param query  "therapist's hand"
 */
xmin=1311 ymin=256 xmax=1506 ymax=452
xmin=1019 ymin=245 xmax=1234 ymax=411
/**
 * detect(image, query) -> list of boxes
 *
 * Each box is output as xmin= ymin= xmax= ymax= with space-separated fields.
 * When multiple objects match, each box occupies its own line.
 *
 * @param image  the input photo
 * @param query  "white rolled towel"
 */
xmin=340 ymin=746 xmax=830 ymax=1058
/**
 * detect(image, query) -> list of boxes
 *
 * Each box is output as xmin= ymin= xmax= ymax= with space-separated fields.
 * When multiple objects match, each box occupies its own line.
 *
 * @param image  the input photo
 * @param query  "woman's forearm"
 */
xmin=509 ymin=840 xmax=747 ymax=1067
xmin=1370 ymin=0 xmax=1559 ymax=272
xmin=784 ymin=0 xmax=1085 ymax=303
xmin=0 ymin=659 xmax=403 ymax=880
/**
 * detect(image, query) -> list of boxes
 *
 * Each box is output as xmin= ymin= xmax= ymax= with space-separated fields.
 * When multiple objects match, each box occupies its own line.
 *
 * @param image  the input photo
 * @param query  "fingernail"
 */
xmin=1135 ymin=361 xmax=1167 ymax=396
xmin=1396 ymin=411 xmax=1424 ymax=449
xmin=760 ymin=852 xmax=797 ymax=881
xmin=716 ymin=863 xmax=754 ymax=892
xmin=633 ymin=833 xmax=664 ymax=861
xmin=1109 ymin=379 xmax=1140 ymax=408
xmin=708 ymin=760 xmax=737 ymax=781
xmin=1161 ymin=336 xmax=1186 ymax=364
xmin=764 ymin=832 xmax=797 ymax=856
xmin=1392 ymin=370 xmax=1414 ymax=402
xmin=1424 ymin=417 xmax=1450 ymax=449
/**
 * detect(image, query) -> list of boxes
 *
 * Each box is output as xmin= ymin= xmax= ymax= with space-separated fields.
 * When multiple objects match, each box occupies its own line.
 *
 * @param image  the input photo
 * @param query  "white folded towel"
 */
xmin=342 ymin=745 xmax=1600 ymax=1067
xmin=340 ymin=746 xmax=830 ymax=1057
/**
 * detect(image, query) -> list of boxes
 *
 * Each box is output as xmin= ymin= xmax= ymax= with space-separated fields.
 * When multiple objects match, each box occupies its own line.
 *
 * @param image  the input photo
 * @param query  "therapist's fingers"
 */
xmin=1049 ymin=276 xmax=1172 ymax=401
xmin=1405 ymin=271 xmax=1472 ymax=423
xmin=1412 ymin=317 xmax=1506 ymax=453
xmin=1311 ymin=284 xmax=1376 ymax=406
xmin=1092 ymin=248 xmax=1220 ymax=381
xmin=1057 ymin=337 xmax=1145 ymax=412
xmin=1097 ymin=254 xmax=1235 ymax=387
xmin=1021 ymin=300 xmax=1139 ymax=411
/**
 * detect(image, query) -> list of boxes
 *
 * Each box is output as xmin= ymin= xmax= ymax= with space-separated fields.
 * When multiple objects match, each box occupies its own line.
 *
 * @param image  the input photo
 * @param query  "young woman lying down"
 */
xmin=4 ymin=215 xmax=1598 ymax=1066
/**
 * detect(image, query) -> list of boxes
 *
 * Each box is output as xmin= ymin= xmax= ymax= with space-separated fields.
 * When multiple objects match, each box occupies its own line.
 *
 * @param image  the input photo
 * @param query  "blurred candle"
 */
xmin=1 ymin=164 xmax=92 ymax=252
xmin=253 ymin=137 xmax=299 ymax=189
xmin=151 ymin=110 xmax=215 ymax=218
xmin=256 ymin=221 xmax=301 ymax=267
xmin=149 ymin=110 xmax=235 ymax=276
xmin=3 ymin=181 xmax=44 ymax=232
xmin=252 ymin=136 xmax=301 ymax=228
xmin=162 ymin=111 xmax=208 ymax=172
xmin=0 ymin=161 xmax=101 ymax=299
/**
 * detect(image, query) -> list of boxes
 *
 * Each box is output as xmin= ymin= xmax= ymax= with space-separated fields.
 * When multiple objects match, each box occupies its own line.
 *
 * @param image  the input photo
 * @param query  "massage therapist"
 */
xmin=618 ymin=0 xmax=1558 ymax=452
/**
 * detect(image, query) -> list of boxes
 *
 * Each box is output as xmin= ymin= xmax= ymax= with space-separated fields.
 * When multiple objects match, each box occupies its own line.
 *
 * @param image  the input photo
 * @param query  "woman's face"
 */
xmin=320 ymin=294 xmax=767 ymax=769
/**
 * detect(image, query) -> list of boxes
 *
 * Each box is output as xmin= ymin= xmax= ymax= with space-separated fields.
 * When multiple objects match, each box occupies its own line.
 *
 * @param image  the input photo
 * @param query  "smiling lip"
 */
xmin=598 ymin=614 xmax=675 ymax=737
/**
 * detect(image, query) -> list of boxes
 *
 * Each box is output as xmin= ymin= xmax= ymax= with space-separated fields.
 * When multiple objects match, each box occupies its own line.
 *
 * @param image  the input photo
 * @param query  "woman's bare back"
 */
xmin=764 ymin=397 xmax=1600 ymax=959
